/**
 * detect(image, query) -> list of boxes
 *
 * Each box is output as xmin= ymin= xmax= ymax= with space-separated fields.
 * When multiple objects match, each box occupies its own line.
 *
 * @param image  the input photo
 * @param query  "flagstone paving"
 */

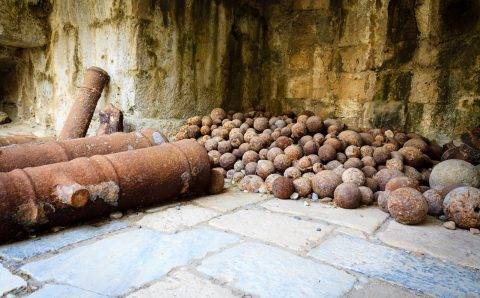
xmin=0 ymin=189 xmax=479 ymax=297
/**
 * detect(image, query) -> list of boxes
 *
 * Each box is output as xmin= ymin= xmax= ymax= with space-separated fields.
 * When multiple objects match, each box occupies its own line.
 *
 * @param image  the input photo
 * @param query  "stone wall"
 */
xmin=260 ymin=0 xmax=480 ymax=143
xmin=1 ymin=0 xmax=479 ymax=142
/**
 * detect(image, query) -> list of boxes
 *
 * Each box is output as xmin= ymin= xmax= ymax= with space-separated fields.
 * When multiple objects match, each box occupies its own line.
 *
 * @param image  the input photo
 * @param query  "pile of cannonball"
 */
xmin=175 ymin=108 xmax=480 ymax=229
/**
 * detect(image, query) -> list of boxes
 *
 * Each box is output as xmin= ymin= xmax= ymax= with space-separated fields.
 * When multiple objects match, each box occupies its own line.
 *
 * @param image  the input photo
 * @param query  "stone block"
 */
xmin=21 ymin=228 xmax=239 ymax=296
xmin=136 ymin=205 xmax=219 ymax=233
xmin=27 ymin=284 xmax=105 ymax=298
xmin=262 ymin=199 xmax=389 ymax=234
xmin=309 ymin=235 xmax=480 ymax=297
xmin=0 ymin=265 xmax=25 ymax=295
xmin=0 ymin=221 xmax=127 ymax=261
xmin=193 ymin=191 xmax=267 ymax=213
xmin=293 ymin=0 xmax=329 ymax=11
xmin=334 ymin=71 xmax=377 ymax=103
xmin=338 ymin=44 xmax=372 ymax=72
xmin=198 ymin=242 xmax=356 ymax=297
xmin=378 ymin=218 xmax=480 ymax=269
xmin=209 ymin=209 xmax=332 ymax=252
xmin=286 ymin=74 xmax=313 ymax=99
xmin=346 ymin=280 xmax=426 ymax=298
xmin=288 ymin=47 xmax=314 ymax=71
xmin=128 ymin=269 xmax=236 ymax=298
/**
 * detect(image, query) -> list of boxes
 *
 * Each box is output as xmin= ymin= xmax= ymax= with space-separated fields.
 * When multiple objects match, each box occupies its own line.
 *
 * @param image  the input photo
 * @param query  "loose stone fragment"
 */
xmin=387 ymin=187 xmax=428 ymax=225
xmin=443 ymin=221 xmax=456 ymax=230
xmin=334 ymin=182 xmax=361 ymax=209
xmin=272 ymin=177 xmax=294 ymax=199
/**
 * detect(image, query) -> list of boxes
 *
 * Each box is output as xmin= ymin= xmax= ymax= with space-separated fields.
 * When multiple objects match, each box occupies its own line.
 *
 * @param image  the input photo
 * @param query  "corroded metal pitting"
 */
xmin=0 ymin=130 xmax=168 ymax=172
xmin=0 ymin=139 xmax=210 ymax=242
xmin=59 ymin=66 xmax=110 ymax=140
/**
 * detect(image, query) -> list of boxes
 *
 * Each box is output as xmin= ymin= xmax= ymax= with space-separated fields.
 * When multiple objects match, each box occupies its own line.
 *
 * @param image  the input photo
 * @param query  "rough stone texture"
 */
xmin=127 ymin=269 xmax=236 ymax=298
xmin=136 ymin=205 xmax=219 ymax=233
xmin=198 ymin=242 xmax=357 ymax=297
xmin=378 ymin=218 xmax=480 ymax=269
xmin=209 ymin=209 xmax=332 ymax=252
xmin=0 ymin=221 xmax=127 ymax=261
xmin=309 ymin=235 xmax=480 ymax=297
xmin=26 ymin=284 xmax=105 ymax=298
xmin=193 ymin=190 xmax=267 ymax=212
xmin=346 ymin=280 xmax=427 ymax=298
xmin=0 ymin=265 xmax=26 ymax=295
xmin=260 ymin=0 xmax=480 ymax=143
xmin=21 ymin=228 xmax=239 ymax=296
xmin=429 ymin=159 xmax=480 ymax=188
xmin=262 ymin=199 xmax=389 ymax=233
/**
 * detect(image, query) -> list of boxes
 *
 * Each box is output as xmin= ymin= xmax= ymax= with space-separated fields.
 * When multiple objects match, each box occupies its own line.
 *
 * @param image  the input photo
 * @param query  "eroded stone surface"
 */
xmin=21 ymin=228 xmax=239 ymax=296
xmin=194 ymin=191 xmax=268 ymax=212
xmin=127 ymin=269 xmax=236 ymax=298
xmin=0 ymin=221 xmax=127 ymax=261
xmin=198 ymin=242 xmax=356 ymax=297
xmin=262 ymin=199 xmax=389 ymax=233
xmin=137 ymin=205 xmax=219 ymax=233
xmin=209 ymin=209 xmax=332 ymax=252
xmin=346 ymin=280 xmax=426 ymax=298
xmin=27 ymin=284 xmax=106 ymax=298
xmin=309 ymin=235 xmax=480 ymax=297
xmin=377 ymin=218 xmax=480 ymax=269
xmin=0 ymin=265 xmax=26 ymax=295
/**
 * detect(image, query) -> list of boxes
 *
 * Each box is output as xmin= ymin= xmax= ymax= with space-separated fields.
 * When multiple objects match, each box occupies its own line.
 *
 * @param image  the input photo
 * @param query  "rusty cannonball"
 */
xmin=205 ymin=138 xmax=219 ymax=151
xmin=338 ymin=130 xmax=363 ymax=147
xmin=360 ymin=132 xmax=374 ymax=145
xmin=259 ymin=148 xmax=269 ymax=160
xmin=232 ymin=112 xmax=244 ymax=121
xmin=373 ymin=146 xmax=389 ymax=165
xmin=271 ymin=130 xmax=281 ymax=140
xmin=256 ymin=160 xmax=276 ymax=179
xmin=209 ymin=168 xmax=225 ymax=194
xmin=377 ymin=191 xmax=389 ymax=213
xmin=253 ymin=117 xmax=269 ymax=132
xmin=388 ymin=187 xmax=428 ymax=225
xmin=284 ymin=144 xmax=303 ymax=161
xmin=274 ymin=154 xmax=292 ymax=172
xmin=361 ymin=156 xmax=375 ymax=167
xmin=359 ymin=186 xmax=374 ymax=205
xmin=325 ymin=160 xmax=342 ymax=170
xmin=308 ymin=154 xmax=320 ymax=165
xmin=404 ymin=138 xmax=428 ymax=153
xmin=202 ymin=116 xmax=213 ymax=127
xmin=344 ymin=158 xmax=362 ymax=169
xmin=429 ymin=159 xmax=480 ymax=188
xmin=293 ymin=177 xmax=312 ymax=197
xmin=404 ymin=165 xmax=422 ymax=181
xmin=211 ymin=108 xmax=227 ymax=124
xmin=299 ymin=135 xmax=313 ymax=147
xmin=211 ymin=127 xmax=229 ymax=139
xmin=239 ymin=175 xmax=264 ymax=193
xmin=297 ymin=114 xmax=308 ymax=123
xmin=250 ymin=136 xmax=266 ymax=152
xmin=233 ymin=172 xmax=245 ymax=183
xmin=365 ymin=178 xmax=378 ymax=192
xmin=234 ymin=160 xmax=245 ymax=172
xmin=345 ymin=145 xmax=361 ymax=158
xmin=336 ymin=152 xmax=347 ymax=164
xmin=423 ymin=189 xmax=444 ymax=216
xmin=386 ymin=158 xmax=403 ymax=171
xmin=223 ymin=121 xmax=235 ymax=132
xmin=385 ymin=176 xmax=420 ymax=192
xmin=374 ymin=168 xmax=404 ymax=191
xmin=200 ymin=125 xmax=211 ymax=136
xmin=272 ymin=177 xmax=295 ymax=199
xmin=312 ymin=163 xmax=323 ymax=173
xmin=303 ymin=140 xmax=318 ymax=155
xmin=276 ymin=136 xmax=293 ymax=150
xmin=218 ymin=140 xmax=232 ymax=154
xmin=240 ymin=123 xmax=249 ymax=133
xmin=229 ymin=131 xmax=244 ymax=148
xmin=305 ymin=116 xmax=323 ymax=134
xmin=208 ymin=150 xmax=221 ymax=166
xmin=362 ymin=166 xmax=377 ymax=178
xmin=443 ymin=186 xmax=480 ymax=228
xmin=297 ymin=156 xmax=312 ymax=172
xmin=360 ymin=145 xmax=374 ymax=157
xmin=187 ymin=125 xmax=200 ymax=138
xmin=399 ymin=146 xmax=424 ymax=168
xmin=242 ymin=150 xmax=259 ymax=164
xmin=267 ymin=147 xmax=283 ymax=162
xmin=342 ymin=168 xmax=365 ymax=186
xmin=187 ymin=115 xmax=202 ymax=126
xmin=324 ymin=138 xmax=343 ymax=151
xmin=245 ymin=162 xmax=258 ymax=175
xmin=175 ymin=130 xmax=188 ymax=141
xmin=313 ymin=133 xmax=325 ymax=146
xmin=280 ymin=127 xmax=292 ymax=137
xmin=219 ymin=153 xmax=236 ymax=170
xmin=318 ymin=144 xmax=337 ymax=163
xmin=266 ymin=173 xmax=282 ymax=193
xmin=291 ymin=122 xmax=307 ymax=138
xmin=243 ymin=130 xmax=257 ymax=143
xmin=284 ymin=167 xmax=302 ymax=179
xmin=312 ymin=170 xmax=342 ymax=198
xmin=334 ymin=182 xmax=361 ymax=209
xmin=333 ymin=165 xmax=346 ymax=177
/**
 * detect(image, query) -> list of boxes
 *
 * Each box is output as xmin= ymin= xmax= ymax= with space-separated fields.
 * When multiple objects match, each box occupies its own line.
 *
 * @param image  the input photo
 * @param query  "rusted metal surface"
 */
xmin=59 ymin=67 xmax=110 ymax=140
xmin=0 ymin=139 xmax=210 ymax=242
xmin=0 ymin=130 xmax=168 ymax=172
xmin=0 ymin=134 xmax=51 ymax=147
xmin=97 ymin=104 xmax=124 ymax=135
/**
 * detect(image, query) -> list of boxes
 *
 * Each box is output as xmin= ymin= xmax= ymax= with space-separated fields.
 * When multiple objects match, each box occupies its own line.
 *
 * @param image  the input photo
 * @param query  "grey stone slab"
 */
xmin=0 ymin=221 xmax=128 ymax=261
xmin=262 ymin=199 xmax=388 ymax=234
xmin=0 ymin=265 xmax=26 ymax=295
xmin=27 ymin=284 xmax=106 ymax=298
xmin=345 ymin=280 xmax=427 ymax=298
xmin=378 ymin=218 xmax=480 ymax=269
xmin=209 ymin=209 xmax=333 ymax=252
xmin=198 ymin=242 xmax=356 ymax=298
xmin=309 ymin=235 xmax=480 ymax=297
xmin=21 ymin=228 xmax=239 ymax=296
xmin=128 ymin=269 xmax=236 ymax=298
xmin=194 ymin=191 xmax=268 ymax=212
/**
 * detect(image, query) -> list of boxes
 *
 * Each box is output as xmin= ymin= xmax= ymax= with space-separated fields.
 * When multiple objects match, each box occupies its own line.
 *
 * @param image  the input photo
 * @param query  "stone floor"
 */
xmin=0 ymin=187 xmax=479 ymax=297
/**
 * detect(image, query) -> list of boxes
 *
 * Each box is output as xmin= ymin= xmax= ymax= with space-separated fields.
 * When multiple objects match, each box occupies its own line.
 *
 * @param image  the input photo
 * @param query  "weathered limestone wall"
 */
xmin=261 ymin=0 xmax=480 ymax=143
xmin=1 ymin=0 xmax=265 ymax=135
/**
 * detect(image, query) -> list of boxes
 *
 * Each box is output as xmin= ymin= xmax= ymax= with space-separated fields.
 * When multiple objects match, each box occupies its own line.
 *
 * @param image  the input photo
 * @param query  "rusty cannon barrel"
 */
xmin=59 ymin=66 xmax=110 ymax=140
xmin=0 ymin=134 xmax=52 ymax=147
xmin=0 ymin=139 xmax=210 ymax=242
xmin=0 ymin=130 xmax=168 ymax=172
